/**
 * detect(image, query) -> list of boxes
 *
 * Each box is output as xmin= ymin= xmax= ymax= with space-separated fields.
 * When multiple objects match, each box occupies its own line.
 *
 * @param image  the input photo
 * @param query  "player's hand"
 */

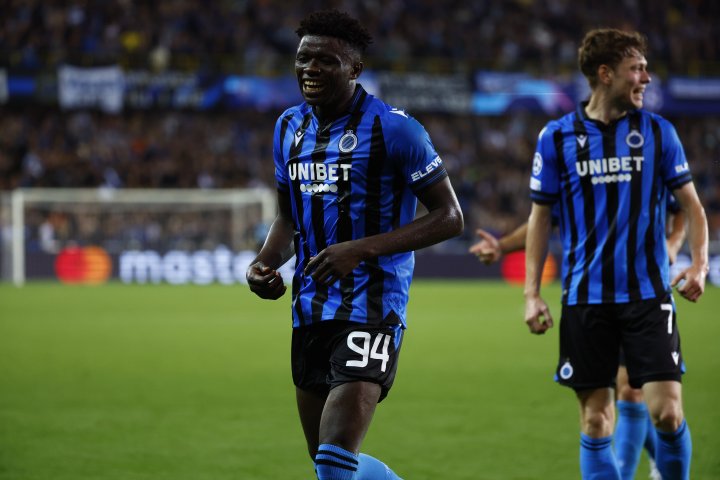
xmin=246 ymin=261 xmax=286 ymax=300
xmin=671 ymin=263 xmax=708 ymax=303
xmin=304 ymin=242 xmax=363 ymax=286
xmin=469 ymin=228 xmax=502 ymax=265
xmin=524 ymin=295 xmax=553 ymax=335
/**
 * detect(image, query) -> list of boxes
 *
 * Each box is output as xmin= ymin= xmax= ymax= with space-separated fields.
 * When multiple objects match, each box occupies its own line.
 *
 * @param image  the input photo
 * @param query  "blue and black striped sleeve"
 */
xmin=273 ymin=112 xmax=293 ymax=193
xmin=385 ymin=111 xmax=448 ymax=193
xmin=529 ymin=123 xmax=561 ymax=205
xmin=658 ymin=118 xmax=692 ymax=191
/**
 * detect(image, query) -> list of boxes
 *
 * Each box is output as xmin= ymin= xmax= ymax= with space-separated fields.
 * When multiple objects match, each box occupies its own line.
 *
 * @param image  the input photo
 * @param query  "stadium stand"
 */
xmin=1 ymin=0 xmax=718 ymax=256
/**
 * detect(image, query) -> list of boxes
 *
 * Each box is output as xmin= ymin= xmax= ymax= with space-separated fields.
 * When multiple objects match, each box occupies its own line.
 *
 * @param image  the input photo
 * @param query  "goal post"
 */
xmin=2 ymin=188 xmax=277 ymax=286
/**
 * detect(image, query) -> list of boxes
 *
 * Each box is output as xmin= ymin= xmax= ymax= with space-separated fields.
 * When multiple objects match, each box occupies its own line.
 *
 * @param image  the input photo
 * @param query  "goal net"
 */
xmin=1 ymin=188 xmax=282 ymax=286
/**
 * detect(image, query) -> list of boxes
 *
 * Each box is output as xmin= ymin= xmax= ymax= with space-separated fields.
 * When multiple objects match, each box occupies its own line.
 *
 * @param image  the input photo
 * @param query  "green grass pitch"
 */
xmin=1 ymin=281 xmax=718 ymax=479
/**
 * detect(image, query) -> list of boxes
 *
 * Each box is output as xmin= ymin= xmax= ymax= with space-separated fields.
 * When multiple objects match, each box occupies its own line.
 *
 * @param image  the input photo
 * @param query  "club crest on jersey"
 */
xmin=339 ymin=130 xmax=358 ymax=153
xmin=626 ymin=130 xmax=644 ymax=148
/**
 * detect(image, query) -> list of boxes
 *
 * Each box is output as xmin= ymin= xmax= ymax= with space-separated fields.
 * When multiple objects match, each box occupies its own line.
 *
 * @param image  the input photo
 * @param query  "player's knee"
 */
xmin=650 ymin=401 xmax=684 ymax=432
xmin=617 ymin=384 xmax=643 ymax=402
xmin=582 ymin=409 xmax=614 ymax=437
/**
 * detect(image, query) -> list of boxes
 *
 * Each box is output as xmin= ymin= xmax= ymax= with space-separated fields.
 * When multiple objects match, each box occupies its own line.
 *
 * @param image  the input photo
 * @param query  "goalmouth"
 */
xmin=1 ymin=188 xmax=277 ymax=286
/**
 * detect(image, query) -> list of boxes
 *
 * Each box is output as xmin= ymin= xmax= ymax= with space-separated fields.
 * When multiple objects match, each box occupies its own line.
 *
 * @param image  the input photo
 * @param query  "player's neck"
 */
xmin=585 ymin=93 xmax=628 ymax=125
xmin=312 ymin=85 xmax=357 ymax=123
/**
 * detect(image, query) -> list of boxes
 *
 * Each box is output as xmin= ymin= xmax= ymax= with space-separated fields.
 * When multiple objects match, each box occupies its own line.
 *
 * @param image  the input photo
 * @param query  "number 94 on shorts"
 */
xmin=291 ymin=317 xmax=404 ymax=402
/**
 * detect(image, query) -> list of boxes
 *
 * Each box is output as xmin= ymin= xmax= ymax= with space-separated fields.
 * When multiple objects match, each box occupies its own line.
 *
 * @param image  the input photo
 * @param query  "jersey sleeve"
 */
xmin=384 ymin=110 xmax=448 ymax=193
xmin=658 ymin=119 xmax=692 ymax=191
xmin=529 ymin=124 xmax=561 ymax=205
xmin=273 ymin=115 xmax=290 ymax=192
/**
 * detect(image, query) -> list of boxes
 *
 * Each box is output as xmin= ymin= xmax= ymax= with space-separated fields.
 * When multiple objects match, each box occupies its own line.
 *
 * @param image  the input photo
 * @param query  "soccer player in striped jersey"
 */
xmin=246 ymin=9 xmax=463 ymax=480
xmin=470 ymin=194 xmax=685 ymax=480
xmin=524 ymin=29 xmax=709 ymax=480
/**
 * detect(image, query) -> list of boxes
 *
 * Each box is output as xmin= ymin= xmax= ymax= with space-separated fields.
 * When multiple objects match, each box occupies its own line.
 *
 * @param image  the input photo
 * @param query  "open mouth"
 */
xmin=303 ymin=80 xmax=324 ymax=96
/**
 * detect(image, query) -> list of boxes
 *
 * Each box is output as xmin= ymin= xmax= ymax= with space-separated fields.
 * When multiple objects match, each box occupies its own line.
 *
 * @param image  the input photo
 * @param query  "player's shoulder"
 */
xmin=634 ymin=109 xmax=683 ymax=147
xmin=278 ymin=101 xmax=311 ymax=120
xmin=366 ymin=97 xmax=427 ymax=139
xmin=635 ymin=108 xmax=676 ymax=129
xmin=537 ymin=114 xmax=572 ymax=142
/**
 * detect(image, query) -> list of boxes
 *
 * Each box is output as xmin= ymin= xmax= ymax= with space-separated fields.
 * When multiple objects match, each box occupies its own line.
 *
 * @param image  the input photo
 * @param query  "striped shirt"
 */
xmin=274 ymin=85 xmax=448 ymax=327
xmin=530 ymin=103 xmax=692 ymax=305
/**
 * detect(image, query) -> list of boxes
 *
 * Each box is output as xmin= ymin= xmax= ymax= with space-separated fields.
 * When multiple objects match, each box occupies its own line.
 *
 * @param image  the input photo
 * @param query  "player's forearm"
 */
xmin=253 ymin=216 xmax=295 ymax=269
xmin=499 ymin=223 xmax=530 ymax=254
xmin=524 ymin=204 xmax=551 ymax=298
xmin=353 ymin=204 xmax=463 ymax=259
xmin=686 ymin=202 xmax=710 ymax=271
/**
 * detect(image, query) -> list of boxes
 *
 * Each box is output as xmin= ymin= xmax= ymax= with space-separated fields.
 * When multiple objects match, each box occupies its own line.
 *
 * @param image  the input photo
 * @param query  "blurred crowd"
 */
xmin=1 ymin=0 xmax=719 ymax=255
xmin=1 ymin=0 xmax=718 ymax=75
xmin=24 ymin=207 xmax=263 ymax=254
xmin=2 ymin=107 xmax=719 ymax=251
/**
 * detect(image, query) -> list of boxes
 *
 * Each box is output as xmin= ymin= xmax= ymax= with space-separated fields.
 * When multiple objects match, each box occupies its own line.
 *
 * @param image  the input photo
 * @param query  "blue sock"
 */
xmin=655 ymin=420 xmax=692 ymax=480
xmin=614 ymin=401 xmax=648 ymax=480
xmin=315 ymin=444 xmax=358 ymax=480
xmin=580 ymin=433 xmax=621 ymax=480
xmin=643 ymin=409 xmax=657 ymax=461
xmin=357 ymin=453 xmax=403 ymax=480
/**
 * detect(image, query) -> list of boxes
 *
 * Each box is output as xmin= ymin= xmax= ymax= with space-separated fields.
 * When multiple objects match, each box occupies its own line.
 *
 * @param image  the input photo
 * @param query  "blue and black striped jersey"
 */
xmin=530 ymin=103 xmax=692 ymax=305
xmin=274 ymin=85 xmax=448 ymax=328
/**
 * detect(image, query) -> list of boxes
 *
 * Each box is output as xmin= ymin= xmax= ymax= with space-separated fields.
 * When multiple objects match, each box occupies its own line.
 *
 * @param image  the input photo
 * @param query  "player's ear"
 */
xmin=350 ymin=61 xmax=363 ymax=80
xmin=598 ymin=64 xmax=613 ymax=86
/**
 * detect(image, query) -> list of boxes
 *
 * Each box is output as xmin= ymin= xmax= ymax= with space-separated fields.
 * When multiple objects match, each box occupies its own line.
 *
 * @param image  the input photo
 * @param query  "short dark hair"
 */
xmin=578 ymin=28 xmax=648 ymax=88
xmin=296 ymin=9 xmax=373 ymax=54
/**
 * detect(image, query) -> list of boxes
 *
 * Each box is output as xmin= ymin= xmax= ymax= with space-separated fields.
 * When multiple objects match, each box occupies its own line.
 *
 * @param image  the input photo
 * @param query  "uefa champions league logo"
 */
xmin=532 ymin=152 xmax=543 ymax=176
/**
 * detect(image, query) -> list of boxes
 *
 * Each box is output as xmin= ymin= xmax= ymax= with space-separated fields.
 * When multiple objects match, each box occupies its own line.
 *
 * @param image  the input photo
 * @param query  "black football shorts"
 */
xmin=291 ymin=313 xmax=404 ymax=402
xmin=556 ymin=293 xmax=683 ymax=390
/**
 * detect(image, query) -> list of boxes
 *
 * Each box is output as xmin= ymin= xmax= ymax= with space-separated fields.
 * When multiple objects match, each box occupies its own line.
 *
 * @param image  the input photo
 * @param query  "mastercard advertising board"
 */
xmin=23 ymin=248 xmax=720 ymax=286
xmin=54 ymin=246 xmax=113 ymax=284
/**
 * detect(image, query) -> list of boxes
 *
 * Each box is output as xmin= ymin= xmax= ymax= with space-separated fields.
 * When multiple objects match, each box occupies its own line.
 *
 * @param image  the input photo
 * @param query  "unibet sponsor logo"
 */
xmin=575 ymin=156 xmax=644 ymax=184
xmin=55 ymin=246 xmax=112 ymax=284
xmin=288 ymin=162 xmax=351 ymax=196
xmin=300 ymin=183 xmax=338 ymax=193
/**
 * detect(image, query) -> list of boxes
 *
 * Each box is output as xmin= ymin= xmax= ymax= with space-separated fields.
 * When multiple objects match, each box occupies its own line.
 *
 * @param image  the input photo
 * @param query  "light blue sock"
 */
xmin=614 ymin=401 xmax=648 ymax=480
xmin=655 ymin=420 xmax=692 ymax=480
xmin=643 ymin=409 xmax=658 ymax=460
xmin=580 ymin=433 xmax=621 ymax=480
xmin=315 ymin=444 xmax=358 ymax=480
xmin=357 ymin=453 xmax=403 ymax=480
